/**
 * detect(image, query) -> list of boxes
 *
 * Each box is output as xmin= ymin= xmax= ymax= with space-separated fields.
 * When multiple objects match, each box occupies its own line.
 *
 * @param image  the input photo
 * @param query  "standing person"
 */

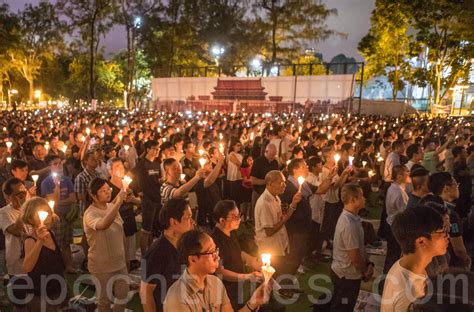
xmin=118 ymin=135 xmax=138 ymax=170
xmin=452 ymin=146 xmax=472 ymax=219
xmin=250 ymin=144 xmax=279 ymax=219
xmin=240 ymin=154 xmax=253 ymax=221
xmin=227 ymin=140 xmax=243 ymax=206
xmin=0 ymin=178 xmax=28 ymax=276
xmin=21 ymin=197 xmax=68 ymax=310
xmin=383 ymin=165 xmax=410 ymax=274
xmin=74 ymin=151 xmax=97 ymax=270
xmin=41 ymin=155 xmax=77 ymax=273
xmin=422 ymin=138 xmax=452 ymax=174
xmin=211 ymin=200 xmax=263 ymax=310
xmin=134 ymin=140 xmax=161 ymax=255
xmin=383 ymin=141 xmax=404 ymax=182
xmin=180 ymin=140 xmax=200 ymax=214
xmin=381 ymin=206 xmax=449 ymax=312
xmin=254 ymin=170 xmax=301 ymax=276
xmin=330 ymin=184 xmax=373 ymax=312
xmin=405 ymin=143 xmax=424 ymax=172
xmin=10 ymin=159 xmax=36 ymax=197
xmin=83 ymin=177 xmax=130 ymax=312
xmin=107 ymin=158 xmax=140 ymax=271
xmin=163 ymin=229 xmax=271 ymax=312
xmin=140 ymin=198 xmax=195 ymax=312
xmin=28 ymin=143 xmax=50 ymax=195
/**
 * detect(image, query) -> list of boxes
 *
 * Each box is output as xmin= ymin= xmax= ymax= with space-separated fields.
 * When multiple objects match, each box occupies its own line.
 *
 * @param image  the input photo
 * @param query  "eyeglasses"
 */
xmin=195 ymin=248 xmax=219 ymax=258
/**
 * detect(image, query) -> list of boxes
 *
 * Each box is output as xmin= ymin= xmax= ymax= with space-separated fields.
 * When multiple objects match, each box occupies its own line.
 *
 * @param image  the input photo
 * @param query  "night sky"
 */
xmin=4 ymin=0 xmax=374 ymax=62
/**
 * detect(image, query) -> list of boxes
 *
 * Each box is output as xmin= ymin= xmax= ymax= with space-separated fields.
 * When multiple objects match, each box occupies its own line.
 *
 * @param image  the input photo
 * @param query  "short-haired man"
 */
xmin=383 ymin=165 xmax=409 ymax=274
xmin=405 ymin=143 xmax=424 ymax=172
xmin=163 ymin=229 xmax=270 ymax=311
xmin=140 ymin=198 xmax=195 ymax=312
xmin=330 ymin=184 xmax=373 ymax=312
xmin=429 ymin=172 xmax=471 ymax=270
xmin=452 ymin=146 xmax=471 ymax=218
xmin=10 ymin=159 xmax=35 ymax=196
xmin=383 ymin=141 xmax=404 ymax=182
xmin=28 ymin=143 xmax=50 ymax=195
xmin=254 ymin=170 xmax=301 ymax=276
xmin=250 ymin=143 xmax=279 ymax=214
xmin=407 ymin=166 xmax=430 ymax=209
xmin=0 ymin=178 xmax=28 ymax=275
xmin=381 ymin=206 xmax=449 ymax=312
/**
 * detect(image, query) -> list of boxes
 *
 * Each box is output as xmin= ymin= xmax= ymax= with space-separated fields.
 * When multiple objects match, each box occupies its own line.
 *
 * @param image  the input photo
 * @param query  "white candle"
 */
xmin=48 ymin=200 xmax=55 ymax=213
xmin=368 ymin=170 xmax=375 ymax=178
xmin=38 ymin=211 xmax=48 ymax=226
xmin=260 ymin=253 xmax=275 ymax=283
xmin=199 ymin=158 xmax=206 ymax=167
xmin=124 ymin=145 xmax=130 ymax=152
xmin=219 ymin=143 xmax=224 ymax=154
xmin=6 ymin=157 xmax=11 ymax=163
xmin=61 ymin=145 xmax=67 ymax=153
xmin=86 ymin=128 xmax=91 ymax=136
xmin=334 ymin=154 xmax=341 ymax=164
xmin=32 ymin=175 xmax=39 ymax=185
xmin=362 ymin=161 xmax=367 ymax=168
xmin=297 ymin=176 xmax=305 ymax=192
xmin=349 ymin=156 xmax=354 ymax=166
xmin=198 ymin=149 xmax=204 ymax=156
xmin=6 ymin=141 xmax=12 ymax=149
xmin=122 ymin=175 xmax=133 ymax=189
xmin=180 ymin=174 xmax=186 ymax=181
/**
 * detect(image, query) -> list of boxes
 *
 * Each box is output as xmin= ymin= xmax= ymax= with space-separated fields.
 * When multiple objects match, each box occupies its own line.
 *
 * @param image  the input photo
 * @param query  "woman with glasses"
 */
xmin=211 ymin=200 xmax=263 ymax=310
xmin=83 ymin=177 xmax=129 ymax=312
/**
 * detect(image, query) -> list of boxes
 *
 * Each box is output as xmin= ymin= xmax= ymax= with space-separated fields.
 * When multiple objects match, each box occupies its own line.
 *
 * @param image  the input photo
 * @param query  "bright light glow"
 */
xmin=122 ymin=175 xmax=133 ymax=189
xmin=297 ymin=176 xmax=305 ymax=185
xmin=261 ymin=253 xmax=271 ymax=267
xmin=251 ymin=58 xmax=261 ymax=68
xmin=211 ymin=45 xmax=225 ymax=57
xmin=180 ymin=174 xmax=186 ymax=181
xmin=349 ymin=156 xmax=354 ymax=166
xmin=334 ymin=154 xmax=341 ymax=163
xmin=38 ymin=211 xmax=48 ymax=225
xmin=48 ymin=200 xmax=55 ymax=211
xmin=199 ymin=158 xmax=206 ymax=167
xmin=32 ymin=175 xmax=39 ymax=183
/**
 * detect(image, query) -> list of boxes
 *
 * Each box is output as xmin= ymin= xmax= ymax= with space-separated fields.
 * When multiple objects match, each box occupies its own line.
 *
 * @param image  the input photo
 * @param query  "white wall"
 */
xmin=152 ymin=75 xmax=355 ymax=103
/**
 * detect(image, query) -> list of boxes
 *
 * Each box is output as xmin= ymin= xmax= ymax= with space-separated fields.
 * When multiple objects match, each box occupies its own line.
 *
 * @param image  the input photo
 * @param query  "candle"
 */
xmin=297 ymin=176 xmax=305 ymax=192
xmin=250 ymin=132 xmax=254 ymax=141
xmin=334 ymin=154 xmax=341 ymax=164
xmin=348 ymin=156 xmax=354 ymax=166
xmin=61 ymin=145 xmax=67 ymax=153
xmin=86 ymin=128 xmax=91 ymax=136
xmin=6 ymin=141 xmax=12 ymax=150
xmin=122 ymin=175 xmax=133 ymax=190
xmin=6 ymin=157 xmax=11 ymax=163
xmin=48 ymin=200 xmax=55 ymax=213
xmin=219 ymin=143 xmax=224 ymax=154
xmin=38 ymin=211 xmax=48 ymax=226
xmin=180 ymin=174 xmax=186 ymax=181
xmin=32 ymin=175 xmax=39 ymax=185
xmin=198 ymin=149 xmax=204 ymax=156
xmin=199 ymin=158 xmax=206 ymax=167
xmin=368 ymin=170 xmax=375 ymax=178
xmin=44 ymin=142 xmax=49 ymax=151
xmin=260 ymin=253 xmax=275 ymax=283
xmin=124 ymin=145 xmax=130 ymax=152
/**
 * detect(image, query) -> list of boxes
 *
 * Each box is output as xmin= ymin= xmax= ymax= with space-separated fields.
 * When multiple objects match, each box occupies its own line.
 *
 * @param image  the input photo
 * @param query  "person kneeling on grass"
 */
xmin=164 ymin=229 xmax=271 ymax=312
xmin=381 ymin=205 xmax=449 ymax=312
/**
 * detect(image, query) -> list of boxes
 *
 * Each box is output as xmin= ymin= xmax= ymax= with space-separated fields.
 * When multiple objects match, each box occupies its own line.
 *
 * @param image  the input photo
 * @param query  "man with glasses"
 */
xmin=164 ymin=229 xmax=271 ymax=312
xmin=0 ymin=178 xmax=28 ymax=276
xmin=428 ymin=172 xmax=471 ymax=270
xmin=141 ymin=198 xmax=195 ymax=312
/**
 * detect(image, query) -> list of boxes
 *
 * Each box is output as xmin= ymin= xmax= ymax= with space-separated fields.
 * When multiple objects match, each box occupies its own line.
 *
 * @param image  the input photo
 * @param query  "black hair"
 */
xmin=45 ymin=154 xmax=61 ymax=164
xmin=418 ymin=194 xmax=447 ymax=215
xmin=144 ymin=140 xmax=159 ymax=153
xmin=177 ymin=229 xmax=208 ymax=266
xmin=213 ymin=200 xmax=237 ymax=223
xmin=391 ymin=164 xmax=407 ymax=181
xmin=159 ymin=198 xmax=190 ymax=230
xmin=241 ymin=154 xmax=253 ymax=169
xmin=451 ymin=146 xmax=465 ymax=158
xmin=307 ymin=156 xmax=323 ymax=170
xmin=391 ymin=205 xmax=444 ymax=254
xmin=407 ymin=143 xmax=421 ymax=160
xmin=340 ymin=142 xmax=352 ymax=153
xmin=2 ymin=177 xmax=23 ymax=197
xmin=163 ymin=157 xmax=177 ymax=169
xmin=10 ymin=159 xmax=28 ymax=172
xmin=88 ymin=177 xmax=109 ymax=198
xmin=287 ymin=158 xmax=306 ymax=176
xmin=428 ymin=172 xmax=454 ymax=196
xmin=392 ymin=140 xmax=404 ymax=151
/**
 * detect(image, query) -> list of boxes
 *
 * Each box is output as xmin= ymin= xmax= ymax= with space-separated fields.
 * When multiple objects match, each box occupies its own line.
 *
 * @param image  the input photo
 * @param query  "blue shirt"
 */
xmin=41 ymin=175 xmax=74 ymax=218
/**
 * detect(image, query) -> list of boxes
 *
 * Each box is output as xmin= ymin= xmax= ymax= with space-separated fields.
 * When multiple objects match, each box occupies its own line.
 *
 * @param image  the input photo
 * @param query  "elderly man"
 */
xmin=254 ymin=170 xmax=301 ymax=277
xmin=250 ymin=143 xmax=279 ymax=219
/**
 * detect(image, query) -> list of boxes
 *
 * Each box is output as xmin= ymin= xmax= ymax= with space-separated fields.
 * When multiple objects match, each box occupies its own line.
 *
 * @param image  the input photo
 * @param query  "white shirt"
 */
xmin=385 ymin=183 xmax=409 ymax=226
xmin=270 ymin=138 xmax=288 ymax=164
xmin=384 ymin=152 xmax=401 ymax=182
xmin=307 ymin=172 xmax=324 ymax=223
xmin=254 ymin=189 xmax=289 ymax=256
xmin=381 ymin=260 xmax=427 ymax=312
xmin=226 ymin=152 xmax=242 ymax=181
xmin=321 ymin=166 xmax=340 ymax=203
xmin=0 ymin=204 xmax=24 ymax=275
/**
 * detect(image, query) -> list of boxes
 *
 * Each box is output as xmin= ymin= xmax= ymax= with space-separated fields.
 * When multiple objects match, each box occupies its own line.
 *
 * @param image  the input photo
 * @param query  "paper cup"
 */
xmin=262 ymin=266 xmax=275 ymax=283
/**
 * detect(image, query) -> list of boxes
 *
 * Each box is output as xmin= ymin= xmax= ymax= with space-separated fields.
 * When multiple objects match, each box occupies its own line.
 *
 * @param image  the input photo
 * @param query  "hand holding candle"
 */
xmin=260 ymin=253 xmax=275 ymax=284
xmin=122 ymin=175 xmax=132 ymax=190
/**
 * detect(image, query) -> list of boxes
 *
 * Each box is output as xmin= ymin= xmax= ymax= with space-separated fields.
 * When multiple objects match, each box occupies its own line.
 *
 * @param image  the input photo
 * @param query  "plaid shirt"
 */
xmin=74 ymin=169 xmax=96 ymax=213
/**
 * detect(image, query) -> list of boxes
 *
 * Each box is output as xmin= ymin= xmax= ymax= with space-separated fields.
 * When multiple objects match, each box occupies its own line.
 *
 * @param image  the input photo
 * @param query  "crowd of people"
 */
xmin=0 ymin=108 xmax=472 ymax=311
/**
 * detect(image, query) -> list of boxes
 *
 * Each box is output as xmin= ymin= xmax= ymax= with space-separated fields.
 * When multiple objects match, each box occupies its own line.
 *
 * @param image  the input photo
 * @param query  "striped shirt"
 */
xmin=74 ymin=169 xmax=96 ymax=213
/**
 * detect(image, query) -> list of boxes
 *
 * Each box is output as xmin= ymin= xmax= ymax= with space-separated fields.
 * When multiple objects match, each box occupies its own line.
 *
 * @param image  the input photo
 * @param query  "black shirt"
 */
xmin=211 ymin=227 xmax=245 ymax=310
xmin=28 ymin=158 xmax=49 ymax=195
xmin=108 ymin=181 xmax=138 ymax=237
xmin=142 ymin=235 xmax=181 ymax=312
xmin=280 ymin=179 xmax=314 ymax=233
xmin=250 ymin=156 xmax=279 ymax=194
xmin=135 ymin=157 xmax=162 ymax=203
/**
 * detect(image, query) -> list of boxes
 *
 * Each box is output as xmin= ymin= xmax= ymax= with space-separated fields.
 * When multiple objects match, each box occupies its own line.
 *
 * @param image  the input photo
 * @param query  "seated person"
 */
xmin=164 ymin=229 xmax=271 ymax=312
xmin=381 ymin=205 xmax=449 ymax=312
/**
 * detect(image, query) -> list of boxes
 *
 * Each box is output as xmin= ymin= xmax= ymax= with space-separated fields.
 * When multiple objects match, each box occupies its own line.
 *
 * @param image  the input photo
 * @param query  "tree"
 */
xmin=7 ymin=1 xmax=65 ymax=102
xmin=112 ymin=0 xmax=156 ymax=108
xmin=251 ymin=0 xmax=342 ymax=65
xmin=358 ymin=0 xmax=412 ymax=99
xmin=57 ymin=0 xmax=115 ymax=101
xmin=329 ymin=54 xmax=360 ymax=75
xmin=283 ymin=54 xmax=326 ymax=76
xmin=407 ymin=0 xmax=474 ymax=113
xmin=0 ymin=3 xmax=20 ymax=104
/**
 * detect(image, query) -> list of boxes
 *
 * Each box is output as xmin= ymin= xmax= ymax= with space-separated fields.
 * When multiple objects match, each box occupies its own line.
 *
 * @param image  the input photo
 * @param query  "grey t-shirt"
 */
xmin=331 ymin=209 xmax=367 ymax=279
